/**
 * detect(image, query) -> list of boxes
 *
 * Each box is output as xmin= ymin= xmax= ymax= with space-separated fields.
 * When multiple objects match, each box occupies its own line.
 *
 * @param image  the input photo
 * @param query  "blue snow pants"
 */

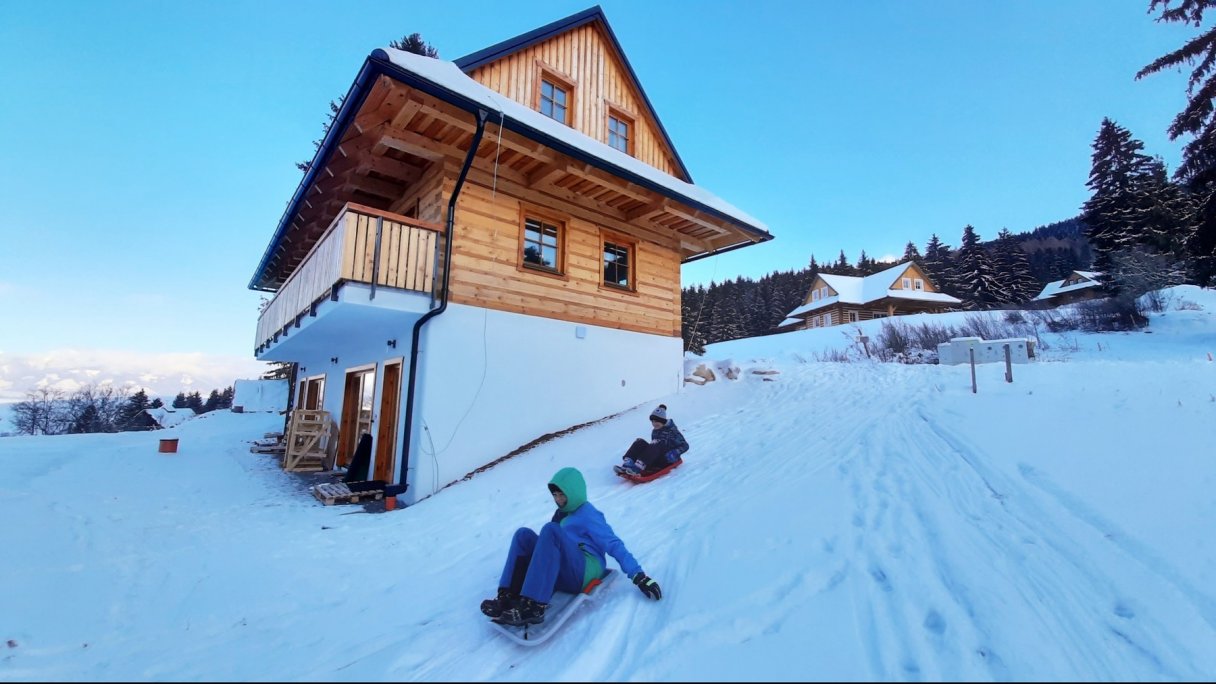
xmin=498 ymin=522 xmax=587 ymax=604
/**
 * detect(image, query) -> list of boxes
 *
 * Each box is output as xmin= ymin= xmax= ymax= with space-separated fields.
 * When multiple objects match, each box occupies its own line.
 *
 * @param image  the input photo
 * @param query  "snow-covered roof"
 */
xmin=143 ymin=406 xmax=197 ymax=429
xmin=374 ymin=48 xmax=769 ymax=236
xmin=775 ymin=317 xmax=803 ymax=329
xmin=1034 ymin=271 xmax=1103 ymax=301
xmin=785 ymin=262 xmax=961 ymax=318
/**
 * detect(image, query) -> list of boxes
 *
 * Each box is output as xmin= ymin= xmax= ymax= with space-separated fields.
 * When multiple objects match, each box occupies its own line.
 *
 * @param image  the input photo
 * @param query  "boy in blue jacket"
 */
xmin=614 ymin=404 xmax=689 ymax=476
xmin=481 ymin=467 xmax=662 ymax=626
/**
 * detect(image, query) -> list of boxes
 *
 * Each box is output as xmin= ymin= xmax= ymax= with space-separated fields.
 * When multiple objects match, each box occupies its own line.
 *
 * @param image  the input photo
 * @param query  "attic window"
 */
xmin=536 ymin=67 xmax=575 ymax=126
xmin=913 ymin=278 xmax=924 ymax=290
xmin=607 ymin=108 xmax=633 ymax=155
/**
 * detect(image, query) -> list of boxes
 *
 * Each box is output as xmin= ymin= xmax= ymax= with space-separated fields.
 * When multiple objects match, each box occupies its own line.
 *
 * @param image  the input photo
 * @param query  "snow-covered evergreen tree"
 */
xmin=990 ymin=229 xmax=1042 ymax=305
xmin=953 ymin=225 xmax=1004 ymax=309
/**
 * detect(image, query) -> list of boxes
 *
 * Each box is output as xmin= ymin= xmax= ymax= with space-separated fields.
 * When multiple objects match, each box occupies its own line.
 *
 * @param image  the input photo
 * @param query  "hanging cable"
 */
xmin=687 ymin=252 xmax=720 ymax=351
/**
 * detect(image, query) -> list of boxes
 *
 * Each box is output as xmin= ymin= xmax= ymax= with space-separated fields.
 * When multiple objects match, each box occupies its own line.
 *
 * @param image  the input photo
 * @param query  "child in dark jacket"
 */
xmin=614 ymin=404 xmax=689 ymax=476
xmin=480 ymin=467 xmax=662 ymax=626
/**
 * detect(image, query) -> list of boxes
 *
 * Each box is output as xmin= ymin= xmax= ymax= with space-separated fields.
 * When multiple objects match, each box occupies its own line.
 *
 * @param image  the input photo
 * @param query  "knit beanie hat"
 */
xmin=649 ymin=404 xmax=667 ymax=422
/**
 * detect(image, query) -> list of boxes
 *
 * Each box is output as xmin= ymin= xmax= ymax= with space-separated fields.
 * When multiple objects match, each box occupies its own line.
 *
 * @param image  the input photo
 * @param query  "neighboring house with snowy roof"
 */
xmin=247 ymin=6 xmax=772 ymax=505
xmin=1033 ymin=270 xmax=1104 ymax=307
xmin=140 ymin=406 xmax=197 ymax=430
xmin=779 ymin=262 xmax=961 ymax=331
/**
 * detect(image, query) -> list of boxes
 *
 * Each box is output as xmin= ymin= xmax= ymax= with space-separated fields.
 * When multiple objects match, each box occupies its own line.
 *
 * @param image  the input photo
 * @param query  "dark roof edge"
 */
xmin=452 ymin=5 xmax=693 ymax=182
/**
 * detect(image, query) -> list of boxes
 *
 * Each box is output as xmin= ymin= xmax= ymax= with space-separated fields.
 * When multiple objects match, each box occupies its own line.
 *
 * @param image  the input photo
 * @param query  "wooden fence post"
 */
xmin=1004 ymin=344 xmax=1013 ymax=383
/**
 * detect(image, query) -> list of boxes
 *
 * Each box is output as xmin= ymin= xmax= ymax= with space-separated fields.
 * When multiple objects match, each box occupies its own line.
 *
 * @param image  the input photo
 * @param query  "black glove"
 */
xmin=633 ymin=572 xmax=662 ymax=600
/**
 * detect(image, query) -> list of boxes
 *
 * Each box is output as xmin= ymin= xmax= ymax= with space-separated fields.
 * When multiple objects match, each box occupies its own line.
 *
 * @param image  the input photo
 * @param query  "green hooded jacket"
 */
xmin=549 ymin=467 xmax=636 ymax=587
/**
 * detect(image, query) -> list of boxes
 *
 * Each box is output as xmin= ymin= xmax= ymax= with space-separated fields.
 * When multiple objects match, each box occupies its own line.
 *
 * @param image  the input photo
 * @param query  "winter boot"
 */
xmin=614 ymin=457 xmax=639 ymax=476
xmin=494 ymin=596 xmax=547 ymax=626
xmin=480 ymin=587 xmax=518 ymax=619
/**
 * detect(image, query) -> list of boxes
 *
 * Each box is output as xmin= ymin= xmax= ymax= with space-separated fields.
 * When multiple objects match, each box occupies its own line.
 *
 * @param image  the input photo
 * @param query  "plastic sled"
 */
xmin=487 ymin=570 xmax=617 ymax=646
xmin=616 ymin=458 xmax=682 ymax=483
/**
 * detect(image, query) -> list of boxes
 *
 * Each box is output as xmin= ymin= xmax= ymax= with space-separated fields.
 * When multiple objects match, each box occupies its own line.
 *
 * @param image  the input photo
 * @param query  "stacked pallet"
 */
xmin=283 ymin=410 xmax=333 ymax=472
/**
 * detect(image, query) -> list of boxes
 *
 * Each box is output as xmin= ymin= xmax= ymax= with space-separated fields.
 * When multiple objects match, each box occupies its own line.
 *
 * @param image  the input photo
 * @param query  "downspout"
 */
xmin=385 ymin=107 xmax=490 ymax=500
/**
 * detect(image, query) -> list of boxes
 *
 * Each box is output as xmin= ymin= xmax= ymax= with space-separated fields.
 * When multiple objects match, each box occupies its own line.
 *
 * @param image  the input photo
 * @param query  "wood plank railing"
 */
xmin=255 ymin=203 xmax=442 ymax=352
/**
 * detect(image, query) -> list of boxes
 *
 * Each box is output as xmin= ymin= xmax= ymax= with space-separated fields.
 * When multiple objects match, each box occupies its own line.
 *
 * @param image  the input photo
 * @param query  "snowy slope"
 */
xmin=1 ymin=286 xmax=1214 ymax=681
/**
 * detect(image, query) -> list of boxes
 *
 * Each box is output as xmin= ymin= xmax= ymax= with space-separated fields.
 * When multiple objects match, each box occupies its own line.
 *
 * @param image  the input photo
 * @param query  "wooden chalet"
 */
xmin=1032 ymin=270 xmax=1104 ymax=307
xmin=780 ymin=262 xmax=960 ymax=330
xmin=247 ymin=6 xmax=772 ymax=505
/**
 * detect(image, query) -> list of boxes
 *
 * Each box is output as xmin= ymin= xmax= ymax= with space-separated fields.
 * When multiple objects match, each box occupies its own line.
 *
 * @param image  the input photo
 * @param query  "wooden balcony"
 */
xmin=255 ymin=203 xmax=441 ymax=354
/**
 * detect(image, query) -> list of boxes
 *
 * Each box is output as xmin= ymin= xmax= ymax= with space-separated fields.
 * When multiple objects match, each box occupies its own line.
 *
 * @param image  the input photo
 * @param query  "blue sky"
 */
xmin=0 ymin=0 xmax=1194 ymax=360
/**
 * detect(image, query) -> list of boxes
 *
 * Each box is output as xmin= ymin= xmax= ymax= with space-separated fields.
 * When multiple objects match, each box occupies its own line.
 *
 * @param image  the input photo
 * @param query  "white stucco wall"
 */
xmin=401 ymin=302 xmax=682 ymax=505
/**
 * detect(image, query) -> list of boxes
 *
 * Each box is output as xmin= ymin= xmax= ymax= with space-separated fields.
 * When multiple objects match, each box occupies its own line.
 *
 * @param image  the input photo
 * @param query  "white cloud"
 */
xmin=0 ymin=348 xmax=270 ymax=403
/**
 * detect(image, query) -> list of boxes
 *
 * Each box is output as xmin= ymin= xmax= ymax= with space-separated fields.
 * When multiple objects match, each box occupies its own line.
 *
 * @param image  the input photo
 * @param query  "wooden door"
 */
xmin=337 ymin=367 xmax=375 ymax=467
xmin=373 ymin=361 xmax=402 ymax=483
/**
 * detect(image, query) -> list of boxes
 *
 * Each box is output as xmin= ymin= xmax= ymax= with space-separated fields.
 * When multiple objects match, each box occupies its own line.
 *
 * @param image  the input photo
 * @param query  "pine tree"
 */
xmin=150 ymin=397 xmax=164 ymax=409
xmin=172 ymin=392 xmax=188 ymax=409
xmin=990 ymin=229 xmax=1042 ymax=304
xmin=1137 ymin=0 xmax=1216 ymax=283
xmin=203 ymin=389 xmax=222 ymax=414
xmin=390 ymin=33 xmax=439 ymax=57
xmin=902 ymin=241 xmax=922 ymax=262
xmin=855 ymin=250 xmax=876 ymax=275
xmin=1082 ymin=118 xmax=1157 ymax=291
xmin=220 ymin=386 xmax=235 ymax=409
xmin=119 ymin=389 xmax=151 ymax=431
xmin=953 ymin=225 xmax=1004 ymax=309
xmin=186 ymin=391 xmax=204 ymax=412
xmin=922 ymin=234 xmax=957 ymax=295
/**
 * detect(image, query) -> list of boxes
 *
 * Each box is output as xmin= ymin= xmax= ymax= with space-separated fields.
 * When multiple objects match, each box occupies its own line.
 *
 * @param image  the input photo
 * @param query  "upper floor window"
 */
xmin=901 ymin=277 xmax=912 ymax=289
xmin=522 ymin=216 xmax=563 ymax=273
xmin=535 ymin=65 xmax=575 ymax=127
xmin=540 ymin=79 xmax=569 ymax=123
xmin=913 ymin=278 xmax=924 ymax=290
xmin=602 ymin=238 xmax=634 ymax=290
xmin=607 ymin=109 xmax=633 ymax=155
xmin=811 ymin=289 xmax=821 ymax=302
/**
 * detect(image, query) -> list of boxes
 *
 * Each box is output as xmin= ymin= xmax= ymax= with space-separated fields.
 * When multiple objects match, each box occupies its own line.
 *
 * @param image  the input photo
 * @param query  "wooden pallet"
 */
xmin=284 ymin=410 xmax=333 ymax=472
xmin=312 ymin=482 xmax=384 ymax=506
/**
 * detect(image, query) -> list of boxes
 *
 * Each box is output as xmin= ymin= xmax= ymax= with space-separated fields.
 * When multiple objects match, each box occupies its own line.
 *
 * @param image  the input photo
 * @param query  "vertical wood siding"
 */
xmin=467 ymin=24 xmax=684 ymax=180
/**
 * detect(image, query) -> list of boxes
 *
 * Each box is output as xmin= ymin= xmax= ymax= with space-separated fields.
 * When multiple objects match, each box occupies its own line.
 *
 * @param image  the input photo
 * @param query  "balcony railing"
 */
xmin=255 ymin=203 xmax=442 ymax=352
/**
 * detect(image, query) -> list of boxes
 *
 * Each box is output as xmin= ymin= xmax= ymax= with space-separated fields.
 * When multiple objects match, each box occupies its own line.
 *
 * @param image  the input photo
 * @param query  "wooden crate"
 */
xmin=312 ymin=482 xmax=385 ymax=506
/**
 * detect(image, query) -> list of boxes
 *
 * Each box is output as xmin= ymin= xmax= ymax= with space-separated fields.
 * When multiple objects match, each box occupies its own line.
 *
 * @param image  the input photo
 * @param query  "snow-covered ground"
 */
xmin=2 ymin=286 xmax=1214 ymax=681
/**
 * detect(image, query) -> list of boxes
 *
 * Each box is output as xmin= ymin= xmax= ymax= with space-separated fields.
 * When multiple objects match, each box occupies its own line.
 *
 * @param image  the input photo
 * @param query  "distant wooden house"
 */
xmin=1032 ymin=270 xmax=1104 ymax=307
xmin=779 ymin=262 xmax=961 ymax=331
xmin=247 ymin=7 xmax=772 ymax=505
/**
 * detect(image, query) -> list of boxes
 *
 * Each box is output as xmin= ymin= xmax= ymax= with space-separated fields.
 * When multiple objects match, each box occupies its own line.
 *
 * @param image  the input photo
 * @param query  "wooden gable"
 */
xmin=801 ymin=274 xmax=837 ymax=306
xmin=888 ymin=263 xmax=940 ymax=293
xmin=1062 ymin=271 xmax=1091 ymax=287
xmin=456 ymin=8 xmax=689 ymax=181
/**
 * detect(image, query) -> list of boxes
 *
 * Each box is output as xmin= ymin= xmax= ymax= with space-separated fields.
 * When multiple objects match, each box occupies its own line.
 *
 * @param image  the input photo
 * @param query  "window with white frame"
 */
xmin=902 ymin=277 xmax=912 ymax=289
xmin=914 ymin=278 xmax=924 ymax=290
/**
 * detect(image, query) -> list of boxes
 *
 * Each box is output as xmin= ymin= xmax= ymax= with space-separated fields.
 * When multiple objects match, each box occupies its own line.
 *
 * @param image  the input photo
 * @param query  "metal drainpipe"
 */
xmin=386 ymin=107 xmax=490 ymax=500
